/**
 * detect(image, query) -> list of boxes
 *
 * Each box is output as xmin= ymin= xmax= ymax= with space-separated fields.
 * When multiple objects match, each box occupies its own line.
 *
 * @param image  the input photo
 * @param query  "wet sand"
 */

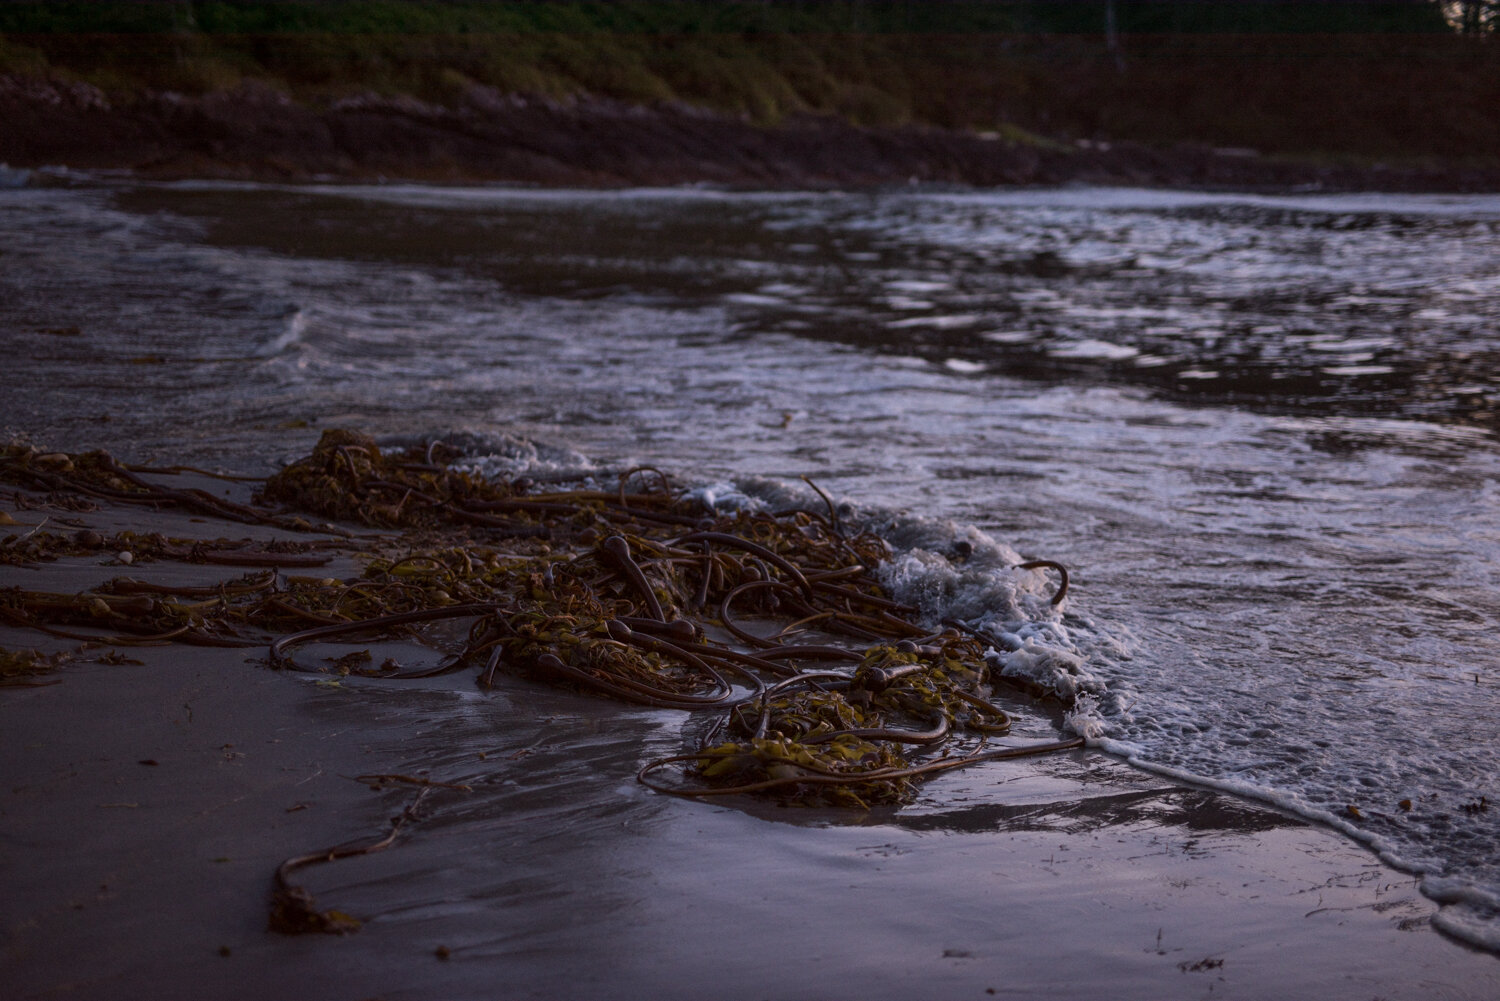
xmin=2 ymin=481 xmax=1499 ymax=1000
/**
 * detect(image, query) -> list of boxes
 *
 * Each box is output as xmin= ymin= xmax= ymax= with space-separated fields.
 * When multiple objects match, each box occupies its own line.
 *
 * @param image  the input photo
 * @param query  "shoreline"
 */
xmin=7 ymin=641 xmax=1499 ymax=1000
xmin=5 ymin=75 xmax=1500 ymax=194
xmin=3 ymin=441 xmax=1500 ymax=997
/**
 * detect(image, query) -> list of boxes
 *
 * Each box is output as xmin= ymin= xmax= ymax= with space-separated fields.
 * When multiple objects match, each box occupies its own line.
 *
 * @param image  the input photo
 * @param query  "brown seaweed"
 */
xmin=2 ymin=429 xmax=1082 ymax=930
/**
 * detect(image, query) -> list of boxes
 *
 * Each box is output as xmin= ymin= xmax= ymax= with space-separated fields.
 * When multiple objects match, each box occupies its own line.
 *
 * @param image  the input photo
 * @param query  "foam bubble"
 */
xmin=681 ymin=481 xmax=766 ymax=514
xmin=422 ymin=429 xmax=599 ymax=482
xmin=1063 ymin=693 xmax=1109 ymax=742
xmin=1421 ymin=878 xmax=1500 ymax=950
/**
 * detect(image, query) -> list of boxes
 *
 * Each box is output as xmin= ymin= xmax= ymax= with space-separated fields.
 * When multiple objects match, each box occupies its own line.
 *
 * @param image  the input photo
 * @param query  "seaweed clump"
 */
xmin=0 ymin=430 xmax=1083 ymax=931
xmin=0 ymin=647 xmax=69 ymax=687
xmin=4 ymin=429 xmax=1080 ymax=806
xmin=258 ymin=429 xmax=532 ymax=531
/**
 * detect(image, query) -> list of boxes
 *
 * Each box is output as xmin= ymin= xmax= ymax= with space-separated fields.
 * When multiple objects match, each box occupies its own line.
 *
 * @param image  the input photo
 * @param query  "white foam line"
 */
xmin=1085 ymin=734 xmax=1500 ymax=952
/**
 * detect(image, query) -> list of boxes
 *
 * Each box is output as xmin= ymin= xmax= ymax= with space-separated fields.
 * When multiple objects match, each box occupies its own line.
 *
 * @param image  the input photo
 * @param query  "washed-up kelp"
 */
xmin=0 ymin=647 xmax=69 ymax=687
xmin=1 ymin=430 xmax=1081 ymax=931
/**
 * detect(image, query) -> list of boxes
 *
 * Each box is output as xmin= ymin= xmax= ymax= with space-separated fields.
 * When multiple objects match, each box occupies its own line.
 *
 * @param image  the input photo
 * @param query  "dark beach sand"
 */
xmin=2 ymin=474 xmax=1498 ymax=1000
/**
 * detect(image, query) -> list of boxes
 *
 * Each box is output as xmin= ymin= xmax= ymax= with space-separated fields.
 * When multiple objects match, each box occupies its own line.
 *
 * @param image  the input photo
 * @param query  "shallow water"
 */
xmin=4 ymin=173 xmax=1500 ymax=949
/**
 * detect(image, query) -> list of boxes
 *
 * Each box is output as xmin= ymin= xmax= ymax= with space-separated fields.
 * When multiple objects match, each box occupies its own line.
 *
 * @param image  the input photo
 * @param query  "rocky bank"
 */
xmin=4 ymin=74 xmax=1499 ymax=191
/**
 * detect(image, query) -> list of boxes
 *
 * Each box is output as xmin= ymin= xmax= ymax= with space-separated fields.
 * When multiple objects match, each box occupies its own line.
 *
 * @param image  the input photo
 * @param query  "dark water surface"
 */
xmin=4 ymin=175 xmax=1500 ymax=956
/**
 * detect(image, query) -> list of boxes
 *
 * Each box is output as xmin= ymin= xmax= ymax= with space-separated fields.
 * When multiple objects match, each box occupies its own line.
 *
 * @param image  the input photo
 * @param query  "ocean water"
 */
xmin=4 ymin=173 xmax=1500 ymax=950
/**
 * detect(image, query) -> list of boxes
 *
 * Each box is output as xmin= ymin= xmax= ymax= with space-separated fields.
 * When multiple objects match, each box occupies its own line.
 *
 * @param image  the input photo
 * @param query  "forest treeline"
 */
xmin=1 ymin=2 xmax=1498 ymax=163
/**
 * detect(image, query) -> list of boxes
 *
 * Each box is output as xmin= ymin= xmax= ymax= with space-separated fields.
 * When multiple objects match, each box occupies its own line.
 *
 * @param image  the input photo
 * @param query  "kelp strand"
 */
xmin=1 ymin=430 xmax=1082 ymax=930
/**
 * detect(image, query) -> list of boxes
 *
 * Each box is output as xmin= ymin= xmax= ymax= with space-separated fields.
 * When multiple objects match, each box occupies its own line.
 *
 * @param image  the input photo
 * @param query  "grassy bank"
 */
xmin=1 ymin=1 xmax=1497 ymax=163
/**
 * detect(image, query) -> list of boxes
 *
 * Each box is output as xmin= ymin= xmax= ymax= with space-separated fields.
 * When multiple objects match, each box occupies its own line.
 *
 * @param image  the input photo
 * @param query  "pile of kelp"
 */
xmin=2 ymin=429 xmax=1082 ymax=931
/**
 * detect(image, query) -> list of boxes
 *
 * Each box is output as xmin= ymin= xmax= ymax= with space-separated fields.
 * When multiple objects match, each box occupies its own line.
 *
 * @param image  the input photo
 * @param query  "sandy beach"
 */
xmin=3 ymin=459 xmax=1498 ymax=1000
xmin=6 ymin=3 xmax=1500 ymax=990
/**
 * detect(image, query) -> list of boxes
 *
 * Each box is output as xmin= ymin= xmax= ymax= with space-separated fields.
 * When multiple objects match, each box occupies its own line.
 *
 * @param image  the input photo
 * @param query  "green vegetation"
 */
xmin=0 ymin=2 xmax=1457 ymax=37
xmin=1 ymin=2 xmax=1496 ymax=160
xmin=0 ymin=2 xmax=1037 ymax=125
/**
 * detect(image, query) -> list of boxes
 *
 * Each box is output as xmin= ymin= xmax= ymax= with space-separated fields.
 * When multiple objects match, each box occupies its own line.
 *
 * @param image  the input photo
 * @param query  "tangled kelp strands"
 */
xmin=2 ymin=430 xmax=1087 ymax=932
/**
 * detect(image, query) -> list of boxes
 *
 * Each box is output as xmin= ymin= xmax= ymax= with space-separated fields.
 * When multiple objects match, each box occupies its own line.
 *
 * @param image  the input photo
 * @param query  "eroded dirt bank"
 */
xmin=4 ymin=75 xmax=1498 ymax=191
